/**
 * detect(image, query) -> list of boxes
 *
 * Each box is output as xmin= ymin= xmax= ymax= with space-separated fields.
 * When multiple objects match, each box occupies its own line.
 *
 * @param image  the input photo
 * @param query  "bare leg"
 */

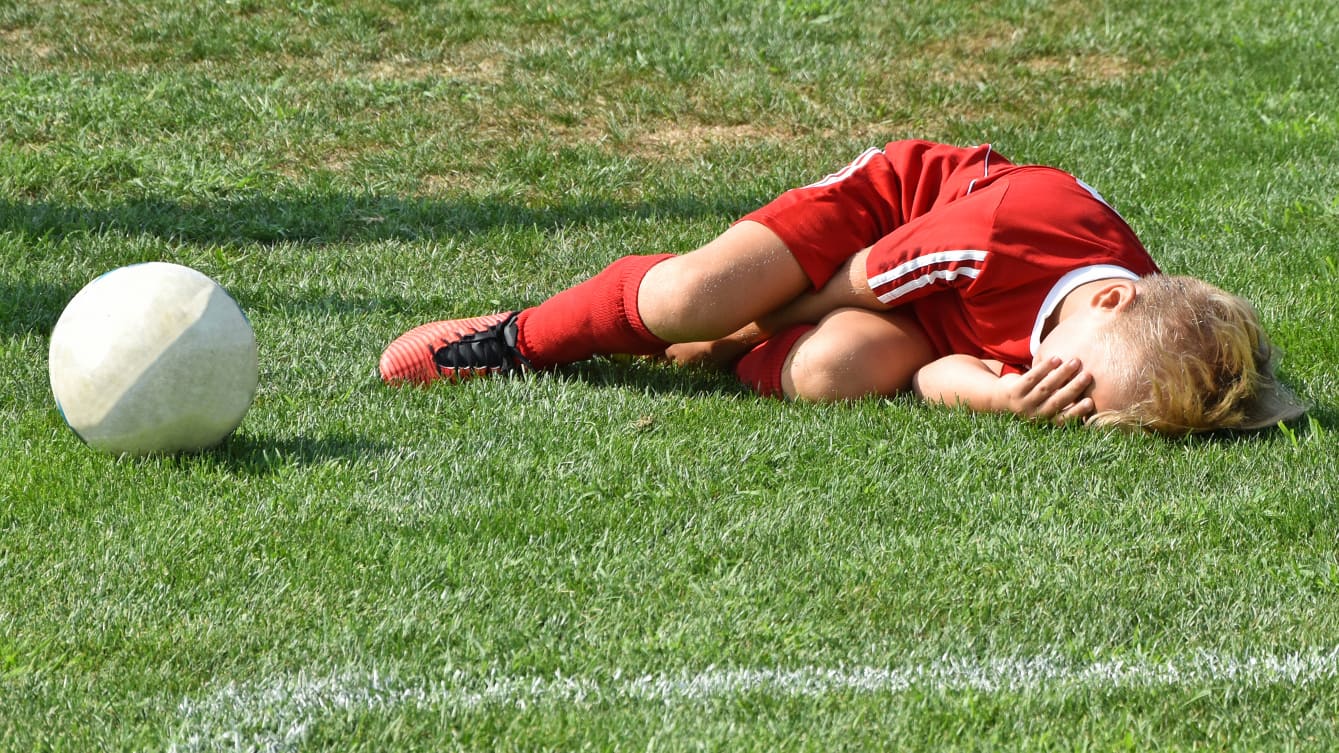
xmin=664 ymin=248 xmax=883 ymax=368
xmin=382 ymin=221 xmax=876 ymax=384
xmin=780 ymin=308 xmax=935 ymax=400
xmin=637 ymin=221 xmax=812 ymax=343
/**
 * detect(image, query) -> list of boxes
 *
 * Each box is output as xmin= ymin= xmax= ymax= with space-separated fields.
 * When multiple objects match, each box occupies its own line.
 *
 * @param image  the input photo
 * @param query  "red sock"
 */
xmin=515 ymin=254 xmax=675 ymax=369
xmin=734 ymin=324 xmax=813 ymax=399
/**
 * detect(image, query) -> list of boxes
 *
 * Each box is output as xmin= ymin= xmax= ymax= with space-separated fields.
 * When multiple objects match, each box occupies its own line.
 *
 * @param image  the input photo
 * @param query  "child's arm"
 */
xmin=912 ymin=354 xmax=1096 ymax=423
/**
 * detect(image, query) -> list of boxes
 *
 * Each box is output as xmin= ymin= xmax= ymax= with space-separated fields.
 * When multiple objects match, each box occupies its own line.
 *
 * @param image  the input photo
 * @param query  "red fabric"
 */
xmin=733 ymin=324 xmax=814 ymax=398
xmin=740 ymin=140 xmax=1159 ymax=373
xmin=869 ymin=166 xmax=1158 ymax=371
xmin=739 ymin=140 xmax=998 ymax=289
xmin=515 ymin=254 xmax=674 ymax=368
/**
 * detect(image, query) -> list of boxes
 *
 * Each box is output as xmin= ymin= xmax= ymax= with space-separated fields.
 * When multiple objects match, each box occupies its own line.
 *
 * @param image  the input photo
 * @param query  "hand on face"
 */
xmin=994 ymin=356 xmax=1095 ymax=424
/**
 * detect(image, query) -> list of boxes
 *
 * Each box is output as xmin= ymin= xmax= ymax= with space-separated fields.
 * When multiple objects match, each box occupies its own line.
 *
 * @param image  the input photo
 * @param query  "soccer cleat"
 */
xmin=379 ymin=311 xmax=531 ymax=385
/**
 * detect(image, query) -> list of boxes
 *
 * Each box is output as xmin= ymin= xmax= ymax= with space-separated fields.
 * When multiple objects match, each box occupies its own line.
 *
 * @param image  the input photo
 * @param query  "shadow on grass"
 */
xmin=0 ymin=191 xmax=761 ymax=338
xmin=203 ymin=430 xmax=396 ymax=476
xmin=0 ymin=279 xmax=83 ymax=338
xmin=0 ymin=273 xmax=427 ymax=340
xmin=558 ymin=356 xmax=755 ymax=399
xmin=0 ymin=192 xmax=759 ymax=246
xmin=1178 ymin=405 xmax=1330 ymax=445
xmin=190 ymin=365 xmax=745 ymax=477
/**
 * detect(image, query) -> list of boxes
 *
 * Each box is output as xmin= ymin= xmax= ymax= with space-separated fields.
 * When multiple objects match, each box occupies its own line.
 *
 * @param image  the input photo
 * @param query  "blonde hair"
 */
xmin=1089 ymin=275 xmax=1306 ymax=435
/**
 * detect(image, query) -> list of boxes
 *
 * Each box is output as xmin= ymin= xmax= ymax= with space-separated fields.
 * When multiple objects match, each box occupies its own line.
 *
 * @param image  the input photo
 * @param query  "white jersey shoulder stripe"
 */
xmin=804 ymin=147 xmax=884 ymax=189
xmin=965 ymin=143 xmax=993 ymax=195
xmin=867 ymin=249 xmax=989 ymax=290
xmin=1073 ymin=178 xmax=1110 ymax=208
xmin=1072 ymin=177 xmax=1130 ymax=221
xmin=876 ymin=266 xmax=983 ymax=304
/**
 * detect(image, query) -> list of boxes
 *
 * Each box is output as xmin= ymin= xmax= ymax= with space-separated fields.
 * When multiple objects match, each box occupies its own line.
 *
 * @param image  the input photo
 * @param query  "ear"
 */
xmin=1088 ymin=279 xmax=1137 ymax=313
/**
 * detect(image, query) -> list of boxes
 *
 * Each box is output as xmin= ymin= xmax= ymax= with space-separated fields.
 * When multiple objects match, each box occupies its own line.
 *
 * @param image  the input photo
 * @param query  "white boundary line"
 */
xmin=170 ymin=646 xmax=1339 ymax=752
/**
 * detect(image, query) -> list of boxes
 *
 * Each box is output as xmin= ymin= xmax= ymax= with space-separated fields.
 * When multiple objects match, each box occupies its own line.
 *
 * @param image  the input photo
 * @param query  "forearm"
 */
xmin=664 ymin=248 xmax=884 ymax=367
xmin=913 ymin=354 xmax=1097 ymax=423
xmin=912 ymin=354 xmax=1003 ymax=412
xmin=743 ymin=248 xmax=884 ymax=344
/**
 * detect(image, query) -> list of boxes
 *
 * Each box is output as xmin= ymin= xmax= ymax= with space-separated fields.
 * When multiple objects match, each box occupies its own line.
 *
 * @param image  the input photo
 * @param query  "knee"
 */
xmin=783 ymin=309 xmax=932 ymax=401
xmin=785 ymin=332 xmax=883 ymax=401
xmin=637 ymin=258 xmax=736 ymax=342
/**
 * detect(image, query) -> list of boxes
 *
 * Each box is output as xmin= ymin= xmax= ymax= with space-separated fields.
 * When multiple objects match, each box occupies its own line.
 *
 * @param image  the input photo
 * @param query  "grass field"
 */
xmin=2 ymin=0 xmax=1338 ymax=750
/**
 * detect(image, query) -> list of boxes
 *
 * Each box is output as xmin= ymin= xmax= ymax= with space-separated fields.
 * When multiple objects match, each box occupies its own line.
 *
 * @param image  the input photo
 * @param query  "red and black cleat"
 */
xmin=379 ymin=311 xmax=530 ymax=385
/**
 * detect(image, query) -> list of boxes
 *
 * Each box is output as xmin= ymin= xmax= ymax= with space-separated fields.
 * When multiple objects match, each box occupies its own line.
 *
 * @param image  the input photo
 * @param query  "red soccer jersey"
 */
xmin=741 ymin=140 xmax=1160 ymax=373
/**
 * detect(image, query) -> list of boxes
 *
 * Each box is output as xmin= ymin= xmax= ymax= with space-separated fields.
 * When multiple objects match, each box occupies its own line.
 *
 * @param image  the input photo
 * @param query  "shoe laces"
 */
xmin=433 ymin=312 xmax=532 ymax=373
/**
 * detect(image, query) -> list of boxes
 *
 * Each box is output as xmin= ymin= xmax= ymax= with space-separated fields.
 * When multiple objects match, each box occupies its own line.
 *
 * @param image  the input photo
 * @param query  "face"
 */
xmin=1033 ymin=312 xmax=1138 ymax=414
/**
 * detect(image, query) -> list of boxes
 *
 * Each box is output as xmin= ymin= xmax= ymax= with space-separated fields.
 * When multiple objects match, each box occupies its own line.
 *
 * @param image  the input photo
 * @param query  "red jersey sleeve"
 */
xmin=866 ymin=165 xmax=1160 ymax=369
xmin=864 ymin=179 xmax=1007 ymax=307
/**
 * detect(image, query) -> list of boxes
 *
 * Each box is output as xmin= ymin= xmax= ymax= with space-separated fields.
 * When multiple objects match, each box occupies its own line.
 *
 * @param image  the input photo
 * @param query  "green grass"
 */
xmin=2 ymin=0 xmax=1338 ymax=750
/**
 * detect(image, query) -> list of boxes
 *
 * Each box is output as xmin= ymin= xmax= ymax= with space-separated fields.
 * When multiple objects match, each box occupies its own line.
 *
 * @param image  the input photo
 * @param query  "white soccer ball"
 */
xmin=48 ymin=262 xmax=259 ymax=456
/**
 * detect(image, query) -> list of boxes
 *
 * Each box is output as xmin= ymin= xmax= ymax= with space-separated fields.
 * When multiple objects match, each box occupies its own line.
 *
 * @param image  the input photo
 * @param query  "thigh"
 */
xmin=781 ymin=307 xmax=936 ymax=401
xmin=636 ymin=221 xmax=812 ymax=343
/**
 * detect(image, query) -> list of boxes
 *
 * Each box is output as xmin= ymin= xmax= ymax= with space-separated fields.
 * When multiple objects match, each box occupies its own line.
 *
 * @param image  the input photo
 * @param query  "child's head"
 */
xmin=1089 ymin=275 xmax=1306 ymax=434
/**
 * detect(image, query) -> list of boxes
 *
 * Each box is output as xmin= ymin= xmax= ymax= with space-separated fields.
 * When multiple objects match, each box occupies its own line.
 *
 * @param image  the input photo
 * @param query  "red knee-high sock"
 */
xmin=734 ymin=324 xmax=813 ymax=399
xmin=514 ymin=254 xmax=675 ymax=369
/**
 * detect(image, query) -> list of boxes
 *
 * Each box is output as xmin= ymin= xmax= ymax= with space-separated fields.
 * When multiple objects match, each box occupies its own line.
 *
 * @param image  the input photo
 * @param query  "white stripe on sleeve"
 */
xmin=875 ymin=266 xmax=982 ymax=303
xmin=868 ymin=249 xmax=989 ymax=291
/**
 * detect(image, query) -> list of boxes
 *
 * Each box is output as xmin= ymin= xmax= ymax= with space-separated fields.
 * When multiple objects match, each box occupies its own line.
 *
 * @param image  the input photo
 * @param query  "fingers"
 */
xmin=1056 ymin=396 xmax=1096 ymax=425
xmin=1015 ymin=357 xmax=1095 ymax=422
xmin=662 ymin=342 xmax=702 ymax=365
xmin=663 ymin=339 xmax=751 ymax=369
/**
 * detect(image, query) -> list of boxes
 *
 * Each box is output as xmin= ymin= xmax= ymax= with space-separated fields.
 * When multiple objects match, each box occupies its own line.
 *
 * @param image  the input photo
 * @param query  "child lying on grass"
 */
xmin=381 ymin=139 xmax=1304 ymax=434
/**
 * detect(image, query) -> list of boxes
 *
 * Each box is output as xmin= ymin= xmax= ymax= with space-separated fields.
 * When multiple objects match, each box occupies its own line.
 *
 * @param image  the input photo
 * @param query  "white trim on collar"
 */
xmin=1029 ymin=264 xmax=1140 ymax=356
